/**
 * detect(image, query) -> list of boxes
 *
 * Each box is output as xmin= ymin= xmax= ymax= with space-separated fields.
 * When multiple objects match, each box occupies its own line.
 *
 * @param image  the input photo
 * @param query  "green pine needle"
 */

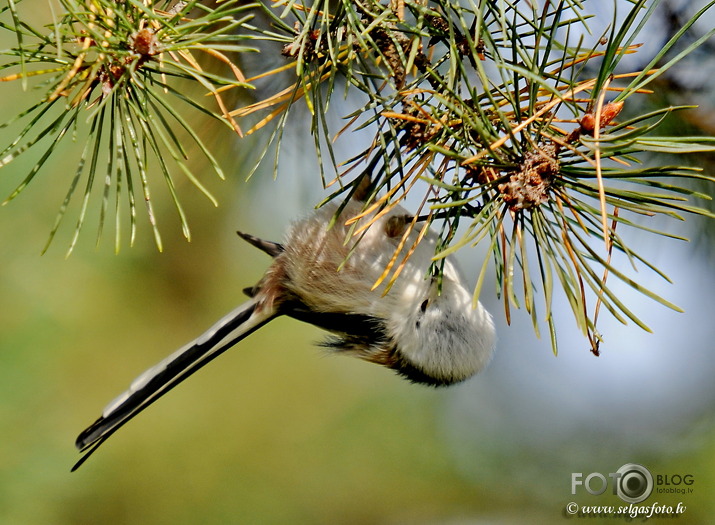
xmin=0 ymin=0 xmax=256 ymax=253
xmin=1 ymin=0 xmax=714 ymax=355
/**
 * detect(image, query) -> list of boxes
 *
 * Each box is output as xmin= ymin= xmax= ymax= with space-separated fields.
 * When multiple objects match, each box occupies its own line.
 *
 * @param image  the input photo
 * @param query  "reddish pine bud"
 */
xmin=579 ymin=100 xmax=624 ymax=135
xmin=131 ymin=28 xmax=158 ymax=57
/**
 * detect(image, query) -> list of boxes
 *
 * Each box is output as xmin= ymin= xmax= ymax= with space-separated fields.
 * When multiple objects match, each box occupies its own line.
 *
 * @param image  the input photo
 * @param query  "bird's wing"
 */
xmin=73 ymin=299 xmax=277 ymax=470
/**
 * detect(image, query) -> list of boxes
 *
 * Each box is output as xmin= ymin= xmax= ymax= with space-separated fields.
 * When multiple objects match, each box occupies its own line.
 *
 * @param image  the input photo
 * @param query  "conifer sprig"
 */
xmin=0 ymin=0 xmax=255 ymax=253
xmin=2 ymin=0 xmax=714 ymax=353
xmin=238 ymin=0 xmax=715 ymax=353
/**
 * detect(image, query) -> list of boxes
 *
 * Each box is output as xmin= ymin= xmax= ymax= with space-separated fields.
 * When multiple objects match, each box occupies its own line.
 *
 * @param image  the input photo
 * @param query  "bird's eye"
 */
xmin=420 ymin=299 xmax=429 ymax=312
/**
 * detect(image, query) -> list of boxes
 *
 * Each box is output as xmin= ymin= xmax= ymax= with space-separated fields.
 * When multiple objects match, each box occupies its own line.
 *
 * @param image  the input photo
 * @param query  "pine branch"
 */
xmin=1 ymin=0 xmax=714 ymax=354
xmin=0 ymin=0 xmax=256 ymax=254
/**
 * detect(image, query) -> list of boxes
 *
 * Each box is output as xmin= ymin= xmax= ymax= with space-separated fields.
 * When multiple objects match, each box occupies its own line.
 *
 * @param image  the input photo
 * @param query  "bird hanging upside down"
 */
xmin=73 ymin=198 xmax=496 ymax=470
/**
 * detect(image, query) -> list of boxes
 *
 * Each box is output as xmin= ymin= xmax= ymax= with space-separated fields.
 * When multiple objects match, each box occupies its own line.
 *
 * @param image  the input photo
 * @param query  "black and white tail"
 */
xmin=73 ymin=299 xmax=277 ymax=471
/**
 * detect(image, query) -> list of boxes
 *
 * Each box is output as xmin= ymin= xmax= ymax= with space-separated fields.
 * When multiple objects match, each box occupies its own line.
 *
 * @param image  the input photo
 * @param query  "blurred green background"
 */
xmin=1 ymin=2 xmax=715 ymax=524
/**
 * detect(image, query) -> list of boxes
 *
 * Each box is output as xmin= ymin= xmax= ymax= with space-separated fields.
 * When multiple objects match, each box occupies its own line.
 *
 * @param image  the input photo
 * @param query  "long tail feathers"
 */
xmin=73 ymin=299 xmax=277 ymax=471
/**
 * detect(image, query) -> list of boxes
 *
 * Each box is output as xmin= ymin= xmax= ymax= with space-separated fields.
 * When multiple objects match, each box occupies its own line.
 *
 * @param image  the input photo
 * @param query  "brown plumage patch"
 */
xmin=254 ymin=257 xmax=290 ymax=313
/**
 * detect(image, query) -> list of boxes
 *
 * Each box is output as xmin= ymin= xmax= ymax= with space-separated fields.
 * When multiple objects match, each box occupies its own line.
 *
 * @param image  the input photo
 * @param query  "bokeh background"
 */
xmin=1 ymin=1 xmax=714 ymax=524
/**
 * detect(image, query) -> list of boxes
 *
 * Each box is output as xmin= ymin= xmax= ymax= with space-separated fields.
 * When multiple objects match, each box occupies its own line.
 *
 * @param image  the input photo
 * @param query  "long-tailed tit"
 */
xmin=73 ymin=198 xmax=495 ymax=469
